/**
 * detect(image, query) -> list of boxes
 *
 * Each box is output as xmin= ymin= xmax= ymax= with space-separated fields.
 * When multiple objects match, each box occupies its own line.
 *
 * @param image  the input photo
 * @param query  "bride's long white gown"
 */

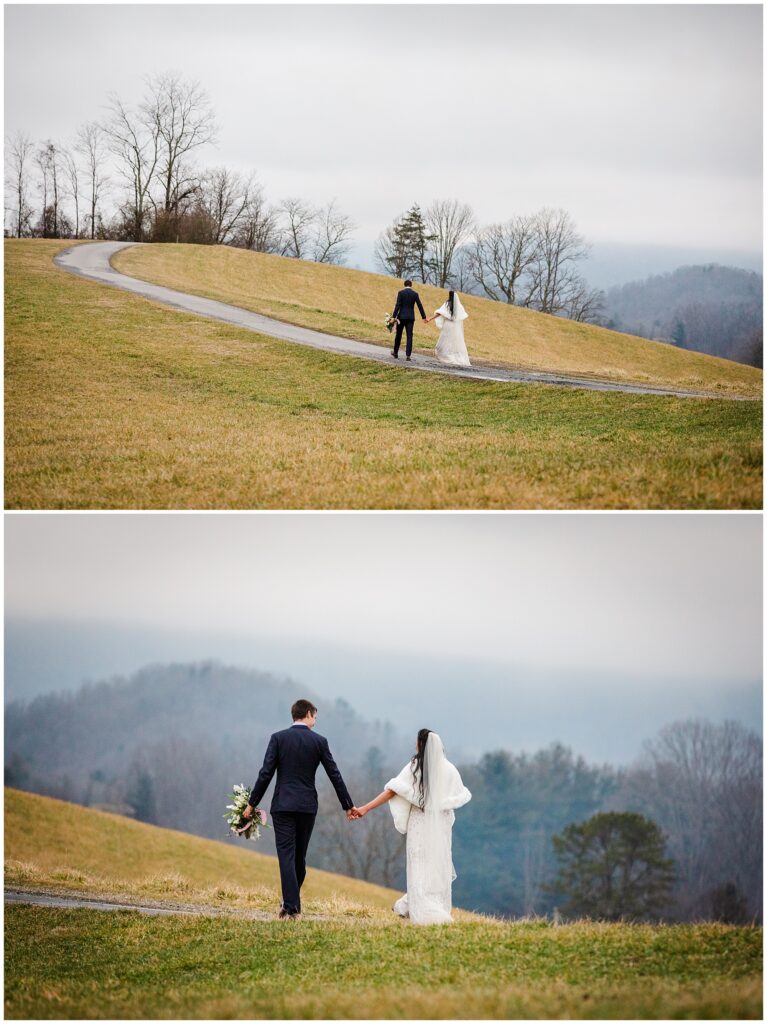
xmin=393 ymin=807 xmax=456 ymax=925
xmin=385 ymin=745 xmax=471 ymax=925
xmin=434 ymin=298 xmax=471 ymax=368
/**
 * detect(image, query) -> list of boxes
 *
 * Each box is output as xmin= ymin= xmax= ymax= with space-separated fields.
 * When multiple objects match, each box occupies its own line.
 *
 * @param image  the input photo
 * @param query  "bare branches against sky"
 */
xmin=4 ymin=4 xmax=762 ymax=251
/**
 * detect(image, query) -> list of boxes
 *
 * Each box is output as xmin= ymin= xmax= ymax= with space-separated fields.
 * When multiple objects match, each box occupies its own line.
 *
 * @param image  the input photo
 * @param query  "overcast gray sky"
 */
xmin=5 ymin=512 xmax=762 ymax=684
xmin=5 ymin=4 xmax=763 ymax=256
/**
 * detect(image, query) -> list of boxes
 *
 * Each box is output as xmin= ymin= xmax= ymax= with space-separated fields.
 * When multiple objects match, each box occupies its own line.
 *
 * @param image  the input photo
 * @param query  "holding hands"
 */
xmin=346 ymin=788 xmax=395 ymax=822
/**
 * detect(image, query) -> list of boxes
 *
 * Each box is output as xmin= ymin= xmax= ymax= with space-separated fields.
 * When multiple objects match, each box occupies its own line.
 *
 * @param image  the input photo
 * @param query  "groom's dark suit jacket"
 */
xmin=248 ymin=724 xmax=353 ymax=814
xmin=393 ymin=287 xmax=427 ymax=322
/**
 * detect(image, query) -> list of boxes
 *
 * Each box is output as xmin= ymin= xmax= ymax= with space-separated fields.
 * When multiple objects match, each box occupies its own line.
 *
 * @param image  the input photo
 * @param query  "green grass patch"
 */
xmin=4 ymin=791 xmax=761 ymax=1019
xmin=5 ymin=240 xmax=763 ymax=509
xmin=5 ymin=907 xmax=761 ymax=1019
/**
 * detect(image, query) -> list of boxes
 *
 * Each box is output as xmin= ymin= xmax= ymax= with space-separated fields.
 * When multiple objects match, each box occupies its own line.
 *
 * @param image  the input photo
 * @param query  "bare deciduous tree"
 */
xmin=312 ymin=199 xmax=355 ymax=264
xmin=103 ymin=93 xmax=162 ymax=241
xmin=35 ymin=147 xmax=49 ymax=235
xmin=313 ymin=749 xmax=406 ymax=888
xmin=527 ymin=207 xmax=589 ymax=315
xmin=231 ymin=189 xmax=282 ymax=253
xmin=450 ymin=246 xmax=476 ymax=293
xmin=36 ymin=140 xmax=65 ymax=238
xmin=144 ymin=72 xmax=217 ymax=216
xmin=61 ymin=147 xmax=81 ymax=239
xmin=425 ymin=199 xmax=475 ymax=287
xmin=373 ymin=221 xmax=406 ymax=278
xmin=561 ymin=272 xmax=605 ymax=324
xmin=5 ymin=131 xmax=34 ymax=237
xmin=278 ymin=197 xmax=316 ymax=259
xmin=200 ymin=167 xmax=254 ymax=245
xmin=75 ymin=122 xmax=109 ymax=240
xmin=613 ymin=719 xmax=762 ymax=921
xmin=470 ymin=215 xmax=539 ymax=304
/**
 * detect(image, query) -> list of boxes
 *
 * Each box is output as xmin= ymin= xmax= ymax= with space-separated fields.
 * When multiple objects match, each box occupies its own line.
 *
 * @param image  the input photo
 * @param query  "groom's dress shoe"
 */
xmin=391 ymin=350 xmax=398 ymax=358
xmin=279 ymin=907 xmax=301 ymax=920
xmin=406 ymin=356 xmax=412 ymax=361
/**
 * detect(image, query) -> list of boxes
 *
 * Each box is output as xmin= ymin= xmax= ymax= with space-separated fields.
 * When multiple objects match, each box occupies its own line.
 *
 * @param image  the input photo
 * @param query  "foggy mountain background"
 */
xmin=5 ymin=617 xmax=761 ymax=766
xmin=5 ymin=658 xmax=761 ymax=924
xmin=603 ymin=264 xmax=763 ymax=366
xmin=346 ymin=239 xmax=763 ymax=292
xmin=6 ymin=515 xmax=761 ymax=921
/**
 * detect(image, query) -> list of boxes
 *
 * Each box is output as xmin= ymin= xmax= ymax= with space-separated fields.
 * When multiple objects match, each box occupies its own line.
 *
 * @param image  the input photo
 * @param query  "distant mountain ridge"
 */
xmin=5 ymin=660 xmax=760 ymax=923
xmin=5 ymin=661 xmax=409 ymax=839
xmin=603 ymin=263 xmax=763 ymax=367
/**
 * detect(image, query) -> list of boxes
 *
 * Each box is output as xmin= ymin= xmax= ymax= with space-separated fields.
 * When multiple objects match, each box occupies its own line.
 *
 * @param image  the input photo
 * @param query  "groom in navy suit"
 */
xmin=391 ymin=278 xmax=427 ymax=360
xmin=245 ymin=699 xmax=356 ymax=919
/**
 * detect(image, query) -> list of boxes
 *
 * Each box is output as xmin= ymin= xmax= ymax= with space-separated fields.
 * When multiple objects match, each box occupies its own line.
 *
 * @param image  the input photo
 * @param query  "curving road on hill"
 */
xmin=54 ymin=242 xmax=743 ymax=399
xmin=4 ymin=887 xmax=310 ymax=921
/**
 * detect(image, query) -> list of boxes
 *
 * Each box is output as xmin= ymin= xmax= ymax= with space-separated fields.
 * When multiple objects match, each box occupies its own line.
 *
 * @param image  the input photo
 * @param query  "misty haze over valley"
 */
xmin=5 ymin=618 xmax=761 ymax=766
xmin=5 ymin=657 xmax=761 ymax=923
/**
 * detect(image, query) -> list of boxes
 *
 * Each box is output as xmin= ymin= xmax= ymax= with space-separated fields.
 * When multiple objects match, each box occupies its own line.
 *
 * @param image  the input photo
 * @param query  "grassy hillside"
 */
xmin=4 ymin=789 xmax=400 ymax=915
xmin=4 ymin=793 xmax=762 ymax=1019
xmin=113 ymin=242 xmax=763 ymax=398
xmin=6 ymin=907 xmax=761 ymax=1019
xmin=5 ymin=240 xmax=762 ymax=509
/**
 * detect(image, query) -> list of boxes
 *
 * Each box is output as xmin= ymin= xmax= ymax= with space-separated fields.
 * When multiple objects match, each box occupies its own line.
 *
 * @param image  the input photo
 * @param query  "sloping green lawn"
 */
xmin=5 ymin=240 xmax=762 ymax=509
xmin=4 ymin=790 xmax=763 ymax=1019
xmin=114 ymin=242 xmax=763 ymax=397
xmin=6 ymin=908 xmax=761 ymax=1019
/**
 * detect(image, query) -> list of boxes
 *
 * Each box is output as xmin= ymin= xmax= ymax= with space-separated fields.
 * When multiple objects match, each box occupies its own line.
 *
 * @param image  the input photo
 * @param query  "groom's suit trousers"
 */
xmin=393 ymin=319 xmax=414 ymax=358
xmin=271 ymin=811 xmax=316 ymax=914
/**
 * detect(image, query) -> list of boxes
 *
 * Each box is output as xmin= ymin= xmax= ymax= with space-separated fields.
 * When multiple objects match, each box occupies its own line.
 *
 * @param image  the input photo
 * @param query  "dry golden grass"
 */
xmin=114 ymin=241 xmax=763 ymax=397
xmin=5 ymin=239 xmax=763 ymax=509
xmin=4 ymin=788 xmax=404 ymax=918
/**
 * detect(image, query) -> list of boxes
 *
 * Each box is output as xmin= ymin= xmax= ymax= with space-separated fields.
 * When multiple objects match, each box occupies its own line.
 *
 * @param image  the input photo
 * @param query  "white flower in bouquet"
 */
xmin=224 ymin=784 xmax=269 ymax=841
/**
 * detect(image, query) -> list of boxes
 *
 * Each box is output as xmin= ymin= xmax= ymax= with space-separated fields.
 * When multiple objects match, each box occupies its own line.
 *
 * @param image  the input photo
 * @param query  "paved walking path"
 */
xmin=5 ymin=886 xmax=283 ymax=921
xmin=54 ymin=242 xmax=738 ymax=399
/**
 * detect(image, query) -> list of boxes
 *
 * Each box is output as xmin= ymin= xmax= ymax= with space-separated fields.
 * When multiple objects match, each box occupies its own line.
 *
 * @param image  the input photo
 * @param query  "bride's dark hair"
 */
xmin=411 ymin=728 xmax=432 ymax=809
xmin=447 ymin=291 xmax=455 ymax=317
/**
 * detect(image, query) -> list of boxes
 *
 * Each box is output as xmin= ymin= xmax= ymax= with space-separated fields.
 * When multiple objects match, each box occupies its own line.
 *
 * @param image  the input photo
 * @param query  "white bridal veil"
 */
xmin=386 ymin=732 xmax=471 ymax=829
xmin=421 ymin=732 xmax=458 ymax=886
xmin=435 ymin=293 xmax=469 ymax=327
xmin=385 ymin=734 xmax=472 ymax=925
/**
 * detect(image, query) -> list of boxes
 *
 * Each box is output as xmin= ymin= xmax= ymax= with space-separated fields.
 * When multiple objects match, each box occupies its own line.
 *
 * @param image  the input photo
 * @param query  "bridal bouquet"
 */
xmin=224 ymin=783 xmax=269 ymax=841
xmin=384 ymin=314 xmax=398 ymax=333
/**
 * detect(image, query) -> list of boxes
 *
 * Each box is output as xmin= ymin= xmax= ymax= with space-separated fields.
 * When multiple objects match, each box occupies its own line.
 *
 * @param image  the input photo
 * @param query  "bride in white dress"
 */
xmin=425 ymin=291 xmax=471 ymax=367
xmin=354 ymin=729 xmax=471 ymax=925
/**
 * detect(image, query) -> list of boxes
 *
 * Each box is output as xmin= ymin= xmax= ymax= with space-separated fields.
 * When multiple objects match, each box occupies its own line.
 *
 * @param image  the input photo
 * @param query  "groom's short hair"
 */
xmin=291 ymin=699 xmax=318 ymax=720
xmin=404 ymin=279 xmax=413 ymax=287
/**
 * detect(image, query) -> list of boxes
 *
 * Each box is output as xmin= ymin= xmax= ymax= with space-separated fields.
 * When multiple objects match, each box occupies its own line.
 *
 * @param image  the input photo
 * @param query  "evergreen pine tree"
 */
xmin=547 ymin=811 xmax=675 ymax=921
xmin=398 ymin=203 xmax=434 ymax=282
xmin=385 ymin=215 xmax=410 ymax=278
xmin=377 ymin=204 xmax=435 ymax=281
xmin=671 ymin=317 xmax=687 ymax=347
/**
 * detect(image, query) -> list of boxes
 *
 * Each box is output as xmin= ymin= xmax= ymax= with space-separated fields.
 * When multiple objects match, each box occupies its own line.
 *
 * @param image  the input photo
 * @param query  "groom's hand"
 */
xmin=243 ymin=805 xmax=254 ymax=820
xmin=346 ymin=807 xmax=361 ymax=821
